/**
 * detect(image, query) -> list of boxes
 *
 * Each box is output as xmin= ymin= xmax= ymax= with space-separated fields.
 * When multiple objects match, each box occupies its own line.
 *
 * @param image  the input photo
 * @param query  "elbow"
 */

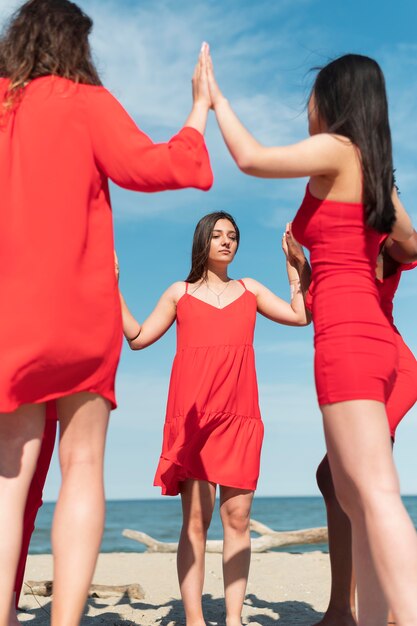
xmin=237 ymin=161 xmax=254 ymax=175
xmin=236 ymin=150 xmax=257 ymax=174
xmin=296 ymin=312 xmax=311 ymax=327
xmin=198 ymin=169 xmax=214 ymax=191
xmin=129 ymin=341 xmax=145 ymax=351
xmin=406 ymin=231 xmax=417 ymax=260
xmin=390 ymin=231 xmax=417 ymax=262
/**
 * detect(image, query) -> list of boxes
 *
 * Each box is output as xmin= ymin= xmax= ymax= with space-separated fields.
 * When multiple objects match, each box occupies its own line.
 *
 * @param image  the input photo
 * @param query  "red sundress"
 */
xmin=154 ymin=280 xmax=264 ymax=495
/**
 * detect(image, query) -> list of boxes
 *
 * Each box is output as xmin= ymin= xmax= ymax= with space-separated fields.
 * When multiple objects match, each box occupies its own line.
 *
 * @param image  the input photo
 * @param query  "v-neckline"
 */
xmin=185 ymin=290 xmax=247 ymax=311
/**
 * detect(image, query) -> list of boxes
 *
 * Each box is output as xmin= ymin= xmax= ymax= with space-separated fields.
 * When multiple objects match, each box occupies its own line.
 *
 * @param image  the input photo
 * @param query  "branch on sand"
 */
xmin=24 ymin=581 xmax=145 ymax=600
xmin=122 ymin=518 xmax=328 ymax=553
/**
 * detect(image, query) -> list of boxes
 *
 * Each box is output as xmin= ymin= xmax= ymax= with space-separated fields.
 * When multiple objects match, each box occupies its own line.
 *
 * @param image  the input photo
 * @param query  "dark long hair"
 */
xmin=185 ymin=212 xmax=240 ymax=283
xmin=312 ymin=54 xmax=395 ymax=233
xmin=0 ymin=0 xmax=101 ymax=114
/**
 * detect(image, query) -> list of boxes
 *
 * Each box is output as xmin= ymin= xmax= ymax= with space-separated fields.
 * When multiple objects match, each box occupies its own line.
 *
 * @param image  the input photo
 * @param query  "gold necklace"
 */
xmin=204 ymin=279 xmax=232 ymax=308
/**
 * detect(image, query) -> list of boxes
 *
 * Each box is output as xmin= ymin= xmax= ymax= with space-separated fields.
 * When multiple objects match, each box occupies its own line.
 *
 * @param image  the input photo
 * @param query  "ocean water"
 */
xmin=29 ymin=496 xmax=417 ymax=555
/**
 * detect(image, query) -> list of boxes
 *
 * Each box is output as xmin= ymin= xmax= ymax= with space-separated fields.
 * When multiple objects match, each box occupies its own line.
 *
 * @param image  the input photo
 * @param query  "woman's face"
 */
xmin=308 ymin=91 xmax=322 ymax=136
xmin=208 ymin=219 xmax=238 ymax=266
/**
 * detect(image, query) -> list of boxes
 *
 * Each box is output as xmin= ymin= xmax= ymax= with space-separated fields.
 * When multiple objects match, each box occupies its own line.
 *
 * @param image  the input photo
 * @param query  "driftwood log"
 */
xmin=122 ymin=518 xmax=328 ymax=553
xmin=24 ymin=581 xmax=145 ymax=600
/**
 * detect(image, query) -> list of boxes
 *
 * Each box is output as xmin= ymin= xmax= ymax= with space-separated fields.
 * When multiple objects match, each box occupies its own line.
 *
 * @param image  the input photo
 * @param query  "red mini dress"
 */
xmin=292 ymin=186 xmax=398 ymax=406
xmin=154 ymin=280 xmax=264 ymax=495
xmin=0 ymin=76 xmax=212 ymax=412
xmin=377 ymin=261 xmax=417 ymax=438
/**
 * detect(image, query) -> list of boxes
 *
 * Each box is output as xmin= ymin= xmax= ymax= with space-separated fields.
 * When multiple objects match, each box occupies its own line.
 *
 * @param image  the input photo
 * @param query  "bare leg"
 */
xmin=177 ymin=479 xmax=217 ymax=626
xmin=313 ymin=455 xmax=356 ymax=626
xmin=13 ymin=416 xmax=57 ymax=616
xmin=219 ymin=487 xmax=254 ymax=626
xmin=51 ymin=392 xmax=110 ymax=626
xmin=7 ymin=595 xmax=19 ymax=626
xmin=322 ymin=400 xmax=417 ymax=626
xmin=0 ymin=403 xmax=45 ymax=626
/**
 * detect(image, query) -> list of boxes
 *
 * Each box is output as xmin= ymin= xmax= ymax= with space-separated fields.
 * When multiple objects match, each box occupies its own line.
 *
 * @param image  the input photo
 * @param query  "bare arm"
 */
xmin=243 ymin=230 xmax=311 ymax=326
xmin=205 ymin=49 xmax=346 ymax=178
xmin=244 ymin=276 xmax=310 ymax=326
xmin=283 ymin=223 xmax=312 ymax=299
xmin=384 ymin=231 xmax=417 ymax=264
xmin=390 ymin=188 xmax=416 ymax=245
xmin=120 ymin=283 xmax=183 ymax=350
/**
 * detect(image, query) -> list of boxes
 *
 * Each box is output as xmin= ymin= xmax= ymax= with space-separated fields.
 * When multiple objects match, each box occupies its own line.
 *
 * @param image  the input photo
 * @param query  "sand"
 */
xmin=18 ymin=550 xmax=330 ymax=625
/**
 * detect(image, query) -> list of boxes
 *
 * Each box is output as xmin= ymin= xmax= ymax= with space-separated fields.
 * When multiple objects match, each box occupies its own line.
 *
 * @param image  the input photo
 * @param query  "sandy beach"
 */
xmin=19 ymin=551 xmax=330 ymax=625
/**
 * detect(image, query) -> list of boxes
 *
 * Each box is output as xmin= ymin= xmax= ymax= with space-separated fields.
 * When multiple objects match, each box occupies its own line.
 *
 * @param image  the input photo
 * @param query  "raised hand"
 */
xmin=191 ymin=42 xmax=212 ymax=109
xmin=205 ymin=46 xmax=225 ymax=109
xmin=282 ymin=222 xmax=306 ymax=268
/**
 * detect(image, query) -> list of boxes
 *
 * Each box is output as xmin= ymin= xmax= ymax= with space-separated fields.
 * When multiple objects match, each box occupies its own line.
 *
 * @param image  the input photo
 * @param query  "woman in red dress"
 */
xmin=204 ymin=46 xmax=417 ymax=626
xmin=287 ymin=228 xmax=417 ymax=626
xmin=120 ymin=211 xmax=310 ymax=626
xmin=0 ymin=1 xmax=212 ymax=625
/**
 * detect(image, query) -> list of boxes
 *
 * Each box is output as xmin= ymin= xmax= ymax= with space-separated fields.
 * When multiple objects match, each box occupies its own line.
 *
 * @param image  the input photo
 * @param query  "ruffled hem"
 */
xmin=0 ymin=384 xmax=117 ymax=413
xmin=154 ymin=410 xmax=264 ymax=496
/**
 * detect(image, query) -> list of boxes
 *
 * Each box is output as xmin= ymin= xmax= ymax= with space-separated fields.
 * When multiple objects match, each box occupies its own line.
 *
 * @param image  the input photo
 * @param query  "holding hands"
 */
xmin=282 ymin=223 xmax=307 ymax=269
xmin=191 ymin=42 xmax=224 ymax=110
xmin=191 ymin=43 xmax=212 ymax=109
xmin=193 ymin=42 xmax=224 ymax=110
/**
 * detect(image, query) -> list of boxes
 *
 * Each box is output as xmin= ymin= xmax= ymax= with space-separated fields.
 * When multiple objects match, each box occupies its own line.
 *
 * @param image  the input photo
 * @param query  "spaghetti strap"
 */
xmin=238 ymin=279 xmax=247 ymax=290
xmin=185 ymin=282 xmax=189 ymax=294
xmin=154 ymin=275 xmax=262 ymax=497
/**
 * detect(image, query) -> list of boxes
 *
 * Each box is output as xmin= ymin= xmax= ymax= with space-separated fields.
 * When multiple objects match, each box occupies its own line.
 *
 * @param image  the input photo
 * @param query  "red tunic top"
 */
xmin=0 ymin=76 xmax=212 ymax=412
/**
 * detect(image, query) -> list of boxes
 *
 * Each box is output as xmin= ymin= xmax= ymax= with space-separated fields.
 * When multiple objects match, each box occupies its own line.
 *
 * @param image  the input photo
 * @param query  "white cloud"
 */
xmin=0 ymin=0 xmax=19 ymax=22
xmin=79 ymin=0 xmax=315 ymax=221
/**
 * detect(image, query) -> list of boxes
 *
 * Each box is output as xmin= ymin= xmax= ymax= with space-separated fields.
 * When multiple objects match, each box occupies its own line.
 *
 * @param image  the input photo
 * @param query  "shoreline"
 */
xmin=20 ymin=551 xmax=331 ymax=625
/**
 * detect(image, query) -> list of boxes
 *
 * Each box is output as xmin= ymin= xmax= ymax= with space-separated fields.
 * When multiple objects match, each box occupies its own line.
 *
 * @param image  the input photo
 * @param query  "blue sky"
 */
xmin=1 ymin=0 xmax=416 ymax=499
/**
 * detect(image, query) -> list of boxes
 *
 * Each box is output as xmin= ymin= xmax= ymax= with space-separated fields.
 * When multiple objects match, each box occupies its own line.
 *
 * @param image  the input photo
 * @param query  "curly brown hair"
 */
xmin=0 ymin=0 xmax=101 ymax=113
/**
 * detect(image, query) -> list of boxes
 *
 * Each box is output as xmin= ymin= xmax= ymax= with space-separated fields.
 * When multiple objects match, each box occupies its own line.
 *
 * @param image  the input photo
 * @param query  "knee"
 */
xmin=59 ymin=446 xmax=103 ymax=480
xmin=183 ymin=509 xmax=212 ymax=540
xmin=333 ymin=473 xmax=399 ymax=523
xmin=221 ymin=505 xmax=251 ymax=535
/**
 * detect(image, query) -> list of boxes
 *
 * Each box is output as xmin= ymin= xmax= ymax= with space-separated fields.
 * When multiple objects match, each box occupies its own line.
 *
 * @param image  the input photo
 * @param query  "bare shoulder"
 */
xmin=310 ymin=133 xmax=354 ymax=155
xmin=165 ymin=281 xmax=187 ymax=304
xmin=240 ymin=277 xmax=262 ymax=295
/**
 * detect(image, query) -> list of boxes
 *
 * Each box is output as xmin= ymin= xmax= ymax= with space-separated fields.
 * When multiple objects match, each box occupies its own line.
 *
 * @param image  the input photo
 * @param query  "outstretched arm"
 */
xmin=86 ymin=47 xmax=213 ymax=192
xmin=243 ymin=227 xmax=311 ymax=326
xmin=389 ymin=188 xmax=415 ymax=245
xmin=385 ymin=232 xmax=417 ymax=263
xmin=244 ymin=277 xmax=310 ymax=326
xmin=283 ymin=222 xmax=312 ymax=299
xmin=204 ymin=47 xmax=347 ymax=179
xmin=120 ymin=283 xmax=183 ymax=350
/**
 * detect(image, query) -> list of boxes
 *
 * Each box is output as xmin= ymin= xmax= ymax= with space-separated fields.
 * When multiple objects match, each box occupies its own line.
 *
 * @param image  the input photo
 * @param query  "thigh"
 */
xmin=322 ymin=400 xmax=399 ymax=502
xmin=0 ymin=403 xmax=45 ymax=479
xmin=56 ymin=392 xmax=110 ymax=467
